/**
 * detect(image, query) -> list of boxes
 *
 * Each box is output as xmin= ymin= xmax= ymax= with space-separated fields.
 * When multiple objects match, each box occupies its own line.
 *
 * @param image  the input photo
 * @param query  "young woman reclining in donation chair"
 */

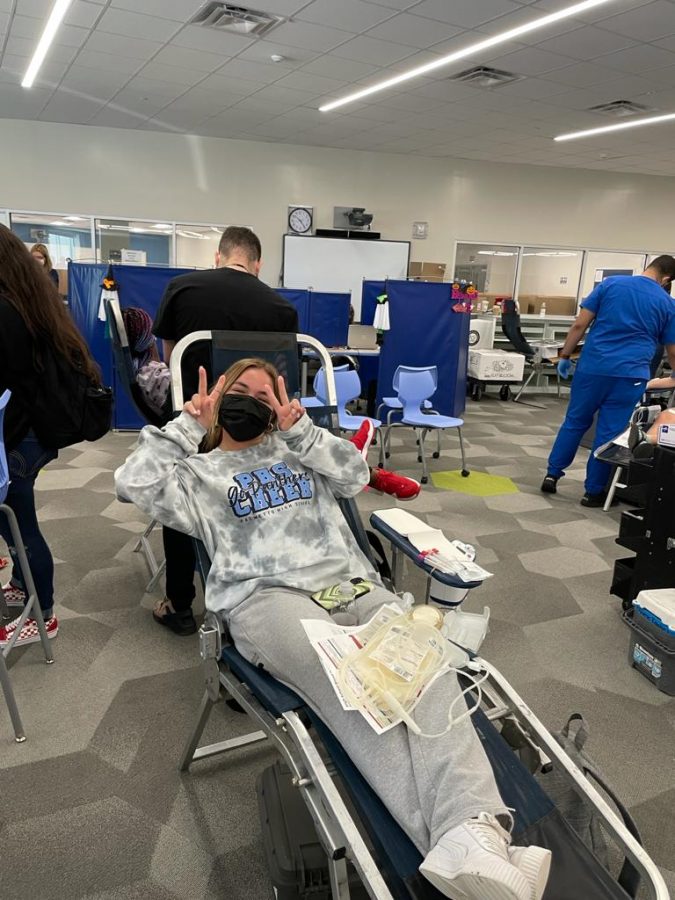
xmin=115 ymin=358 xmax=551 ymax=900
xmin=121 ymin=306 xmax=420 ymax=502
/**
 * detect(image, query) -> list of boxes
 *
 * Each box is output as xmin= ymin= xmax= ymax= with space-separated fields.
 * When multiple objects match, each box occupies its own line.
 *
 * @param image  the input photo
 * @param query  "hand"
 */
xmin=262 ymin=375 xmax=305 ymax=432
xmin=183 ymin=366 xmax=226 ymax=430
xmin=557 ymin=358 xmax=572 ymax=380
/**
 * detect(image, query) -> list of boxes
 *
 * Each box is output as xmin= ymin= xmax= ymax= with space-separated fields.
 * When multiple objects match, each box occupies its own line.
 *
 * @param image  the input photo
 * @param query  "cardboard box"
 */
xmin=409 ymin=261 xmax=446 ymax=280
xmin=521 ymin=295 xmax=577 ymax=316
xmin=468 ymin=349 xmax=525 ymax=382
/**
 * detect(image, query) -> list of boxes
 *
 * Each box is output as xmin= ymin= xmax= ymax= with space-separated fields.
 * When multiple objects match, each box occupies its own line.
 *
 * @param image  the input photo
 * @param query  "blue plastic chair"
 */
xmin=382 ymin=368 xmax=469 ymax=484
xmin=376 ymin=365 xmax=433 ymax=424
xmin=0 ymin=390 xmax=54 ymax=743
xmin=315 ymin=367 xmax=381 ymax=436
xmin=301 ymin=364 xmax=350 ymax=409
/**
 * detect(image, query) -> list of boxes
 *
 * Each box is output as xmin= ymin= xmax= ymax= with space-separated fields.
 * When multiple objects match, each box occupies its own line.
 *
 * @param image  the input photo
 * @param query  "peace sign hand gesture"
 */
xmin=262 ymin=376 xmax=305 ymax=432
xmin=184 ymin=366 xmax=226 ymax=430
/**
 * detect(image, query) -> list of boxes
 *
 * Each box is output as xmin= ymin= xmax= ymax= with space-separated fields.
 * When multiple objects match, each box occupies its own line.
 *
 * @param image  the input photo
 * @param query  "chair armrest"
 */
xmin=369 ymin=513 xmax=481 ymax=589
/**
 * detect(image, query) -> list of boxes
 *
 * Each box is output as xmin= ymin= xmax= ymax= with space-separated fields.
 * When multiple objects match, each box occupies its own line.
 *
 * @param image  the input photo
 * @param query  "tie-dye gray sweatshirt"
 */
xmin=114 ymin=412 xmax=379 ymax=619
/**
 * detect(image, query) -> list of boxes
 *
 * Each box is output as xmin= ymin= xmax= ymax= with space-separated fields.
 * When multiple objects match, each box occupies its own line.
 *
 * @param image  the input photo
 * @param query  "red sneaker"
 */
xmin=350 ymin=419 xmax=375 ymax=459
xmin=2 ymin=585 xmax=27 ymax=608
xmin=0 ymin=615 xmax=58 ymax=647
xmin=370 ymin=468 xmax=421 ymax=501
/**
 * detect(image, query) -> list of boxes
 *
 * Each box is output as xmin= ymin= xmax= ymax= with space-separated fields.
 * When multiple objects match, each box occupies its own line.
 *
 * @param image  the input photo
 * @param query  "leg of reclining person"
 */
xmin=229 ymin=585 xmax=550 ymax=900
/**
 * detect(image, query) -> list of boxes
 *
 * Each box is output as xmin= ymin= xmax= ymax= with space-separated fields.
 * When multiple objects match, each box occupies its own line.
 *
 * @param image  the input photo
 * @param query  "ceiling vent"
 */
xmin=189 ymin=3 xmax=284 ymax=37
xmin=588 ymin=100 xmax=654 ymax=117
xmin=451 ymin=66 xmax=521 ymax=88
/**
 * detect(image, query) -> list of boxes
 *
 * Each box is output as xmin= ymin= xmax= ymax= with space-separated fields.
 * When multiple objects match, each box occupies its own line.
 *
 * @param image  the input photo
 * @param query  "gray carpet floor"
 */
xmin=1 ymin=394 xmax=673 ymax=900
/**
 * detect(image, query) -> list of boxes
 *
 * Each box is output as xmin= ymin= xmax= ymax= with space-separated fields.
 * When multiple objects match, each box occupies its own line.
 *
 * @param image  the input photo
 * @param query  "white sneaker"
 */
xmin=419 ymin=813 xmax=531 ymax=900
xmin=509 ymin=845 xmax=552 ymax=900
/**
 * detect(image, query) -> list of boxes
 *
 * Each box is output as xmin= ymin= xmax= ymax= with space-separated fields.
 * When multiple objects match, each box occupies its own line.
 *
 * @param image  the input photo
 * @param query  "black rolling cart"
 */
xmin=611 ymin=446 xmax=675 ymax=694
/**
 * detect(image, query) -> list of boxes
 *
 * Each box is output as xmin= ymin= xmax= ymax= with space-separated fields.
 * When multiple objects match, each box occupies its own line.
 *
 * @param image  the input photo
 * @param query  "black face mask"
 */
xmin=218 ymin=394 xmax=273 ymax=442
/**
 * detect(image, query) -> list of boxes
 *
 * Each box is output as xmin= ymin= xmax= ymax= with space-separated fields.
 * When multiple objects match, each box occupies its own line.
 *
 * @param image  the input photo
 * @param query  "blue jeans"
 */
xmin=0 ymin=432 xmax=58 ymax=616
xmin=547 ymin=372 xmax=646 ymax=495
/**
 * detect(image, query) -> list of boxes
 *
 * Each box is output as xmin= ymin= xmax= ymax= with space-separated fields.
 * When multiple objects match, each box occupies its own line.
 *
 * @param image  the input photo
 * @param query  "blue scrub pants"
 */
xmin=547 ymin=372 xmax=646 ymax=495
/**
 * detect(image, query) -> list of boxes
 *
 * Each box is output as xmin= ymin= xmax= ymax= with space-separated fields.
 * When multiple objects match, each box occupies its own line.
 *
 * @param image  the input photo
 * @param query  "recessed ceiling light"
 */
xmin=555 ymin=112 xmax=675 ymax=142
xmin=151 ymin=223 xmax=172 ymax=229
xmin=270 ymin=54 xmax=285 ymax=63
xmin=22 ymin=0 xmax=74 ymax=88
xmin=319 ymin=0 xmax=618 ymax=112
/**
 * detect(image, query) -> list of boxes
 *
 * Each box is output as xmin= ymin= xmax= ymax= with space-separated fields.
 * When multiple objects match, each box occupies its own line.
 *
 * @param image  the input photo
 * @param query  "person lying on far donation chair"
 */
xmin=115 ymin=358 xmax=552 ymax=900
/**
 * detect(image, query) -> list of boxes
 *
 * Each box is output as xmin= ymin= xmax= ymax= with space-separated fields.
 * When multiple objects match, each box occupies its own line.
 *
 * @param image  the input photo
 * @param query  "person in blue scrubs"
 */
xmin=541 ymin=255 xmax=675 ymax=507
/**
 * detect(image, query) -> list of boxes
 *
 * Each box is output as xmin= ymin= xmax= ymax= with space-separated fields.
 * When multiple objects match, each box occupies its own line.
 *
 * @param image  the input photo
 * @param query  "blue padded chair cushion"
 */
xmin=221 ymin=644 xmax=304 ymax=717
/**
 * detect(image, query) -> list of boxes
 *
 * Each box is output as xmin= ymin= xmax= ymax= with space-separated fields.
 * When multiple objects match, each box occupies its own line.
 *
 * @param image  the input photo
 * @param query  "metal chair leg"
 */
xmin=145 ymin=558 xmax=166 ymax=594
xmin=178 ymin=688 xmax=219 ymax=771
xmin=603 ymin=466 xmax=624 ymax=512
xmin=457 ymin=427 xmax=469 ymax=477
xmin=1 ymin=504 xmax=53 ymax=662
xmin=418 ymin=429 xmax=430 ymax=484
xmin=0 ymin=650 xmax=26 ymax=742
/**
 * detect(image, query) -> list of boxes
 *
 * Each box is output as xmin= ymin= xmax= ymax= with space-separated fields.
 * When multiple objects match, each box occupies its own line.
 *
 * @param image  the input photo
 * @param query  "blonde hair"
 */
xmin=31 ymin=242 xmax=54 ymax=270
xmin=202 ymin=357 xmax=281 ymax=451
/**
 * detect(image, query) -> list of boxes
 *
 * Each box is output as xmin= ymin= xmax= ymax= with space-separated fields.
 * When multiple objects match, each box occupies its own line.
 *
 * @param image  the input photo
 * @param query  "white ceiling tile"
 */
xmin=413 ymin=0 xmax=522 ymax=28
xmin=137 ymin=62 xmax=207 ymax=87
xmin=331 ymin=34 xmax=417 ymax=65
xmin=237 ymin=40 xmax=319 ymax=69
xmin=251 ymin=83 xmax=317 ymax=105
xmin=107 ymin=91 xmax=170 ymax=117
xmin=598 ymin=0 xmax=675 ymax=42
xmin=82 ymin=31 xmax=163 ymax=61
xmin=230 ymin=97 xmax=294 ymax=116
xmin=491 ymin=46 xmax=578 ymax=76
xmin=216 ymin=58 xmax=288 ymax=85
xmin=0 ymin=81 xmax=52 ymax=116
xmin=5 ymin=33 xmax=79 ymax=62
xmin=171 ymin=24 xmax=255 ymax=55
xmin=363 ymin=0 xmax=423 ymax=8
xmin=89 ymin=106 xmax=151 ymax=128
xmin=110 ymin=0 xmax=204 ymax=22
xmin=267 ymin=20 xmax=355 ymax=52
xmin=493 ymin=77 xmax=571 ymax=100
xmin=297 ymin=0 xmax=394 ymax=32
xmin=97 ymin=7 xmax=179 ymax=41
xmin=532 ymin=25 xmax=636 ymax=61
xmin=297 ymin=54 xmax=380 ymax=81
xmin=366 ymin=12 xmax=461 ymax=48
xmin=39 ymin=93 xmax=104 ymax=123
xmin=549 ymin=60 xmax=625 ymax=87
xmin=193 ymin=71 xmax=260 ymax=96
xmin=157 ymin=87 xmax=230 ymax=115
xmin=65 ymin=1 xmax=105 ymax=29
xmin=59 ymin=65 xmax=131 ymax=100
xmin=71 ymin=48 xmax=143 ymax=74
xmin=273 ymin=70 xmax=349 ymax=95
xmin=152 ymin=45 xmax=225 ymax=72
xmin=14 ymin=0 xmax=54 ymax=15
xmin=655 ymin=34 xmax=675 ymax=53
xmin=247 ymin=117 xmax=308 ymax=138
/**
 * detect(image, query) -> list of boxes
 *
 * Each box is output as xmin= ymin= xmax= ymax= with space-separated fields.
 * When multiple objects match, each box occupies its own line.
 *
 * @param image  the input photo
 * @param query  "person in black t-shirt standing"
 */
xmin=151 ymin=226 xmax=299 ymax=636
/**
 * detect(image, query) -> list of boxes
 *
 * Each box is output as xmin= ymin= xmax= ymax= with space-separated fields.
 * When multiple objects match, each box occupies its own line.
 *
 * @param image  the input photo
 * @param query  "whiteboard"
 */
xmin=283 ymin=235 xmax=410 ymax=321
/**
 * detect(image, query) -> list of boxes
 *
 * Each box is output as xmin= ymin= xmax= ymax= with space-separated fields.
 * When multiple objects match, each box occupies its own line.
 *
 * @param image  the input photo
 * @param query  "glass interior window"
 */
xmin=454 ymin=242 xmax=518 ymax=309
xmin=175 ymin=224 xmax=225 ymax=269
xmin=10 ymin=212 xmax=94 ymax=268
xmin=580 ymin=251 xmax=647 ymax=299
xmin=95 ymin=219 xmax=172 ymax=266
xmin=518 ymin=248 xmax=583 ymax=317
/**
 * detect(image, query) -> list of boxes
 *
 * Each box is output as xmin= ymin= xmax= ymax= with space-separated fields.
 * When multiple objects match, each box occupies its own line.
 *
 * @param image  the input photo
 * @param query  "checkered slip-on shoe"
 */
xmin=2 ymin=585 xmax=27 ymax=608
xmin=0 ymin=615 xmax=58 ymax=647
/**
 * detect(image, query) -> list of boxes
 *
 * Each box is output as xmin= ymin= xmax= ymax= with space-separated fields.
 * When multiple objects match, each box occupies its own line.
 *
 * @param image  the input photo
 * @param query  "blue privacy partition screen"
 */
xmin=277 ymin=289 xmax=350 ymax=347
xmin=376 ymin=280 xmax=469 ymax=419
xmin=68 ymin=262 xmax=192 ymax=429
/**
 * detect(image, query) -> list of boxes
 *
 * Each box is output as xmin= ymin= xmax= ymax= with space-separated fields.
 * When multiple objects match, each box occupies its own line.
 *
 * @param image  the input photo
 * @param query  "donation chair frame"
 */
xmin=104 ymin=296 xmax=165 ymax=592
xmin=169 ymin=333 xmax=669 ymax=900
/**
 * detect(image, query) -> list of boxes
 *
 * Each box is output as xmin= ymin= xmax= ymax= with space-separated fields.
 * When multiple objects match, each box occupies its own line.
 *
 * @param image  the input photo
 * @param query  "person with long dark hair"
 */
xmin=0 ymin=224 xmax=101 ymax=647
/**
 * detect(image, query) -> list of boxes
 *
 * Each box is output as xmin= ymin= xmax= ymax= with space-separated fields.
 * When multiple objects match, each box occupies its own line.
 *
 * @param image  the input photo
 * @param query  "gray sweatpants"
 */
xmin=228 ymin=585 xmax=507 ymax=855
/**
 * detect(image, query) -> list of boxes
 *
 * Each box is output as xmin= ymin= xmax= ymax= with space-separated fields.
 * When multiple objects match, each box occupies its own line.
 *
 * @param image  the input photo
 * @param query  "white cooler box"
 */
xmin=468 ymin=349 xmax=525 ymax=382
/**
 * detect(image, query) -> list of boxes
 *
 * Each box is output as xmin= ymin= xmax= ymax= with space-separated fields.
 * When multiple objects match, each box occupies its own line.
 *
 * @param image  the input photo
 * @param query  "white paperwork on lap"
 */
xmin=373 ymin=508 xmax=493 ymax=583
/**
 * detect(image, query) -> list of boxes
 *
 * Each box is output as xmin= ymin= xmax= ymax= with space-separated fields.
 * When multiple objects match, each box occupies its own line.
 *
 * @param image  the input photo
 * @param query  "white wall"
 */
xmin=1 ymin=118 xmax=674 ymax=288
xmin=519 ymin=253 xmax=583 ymax=297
